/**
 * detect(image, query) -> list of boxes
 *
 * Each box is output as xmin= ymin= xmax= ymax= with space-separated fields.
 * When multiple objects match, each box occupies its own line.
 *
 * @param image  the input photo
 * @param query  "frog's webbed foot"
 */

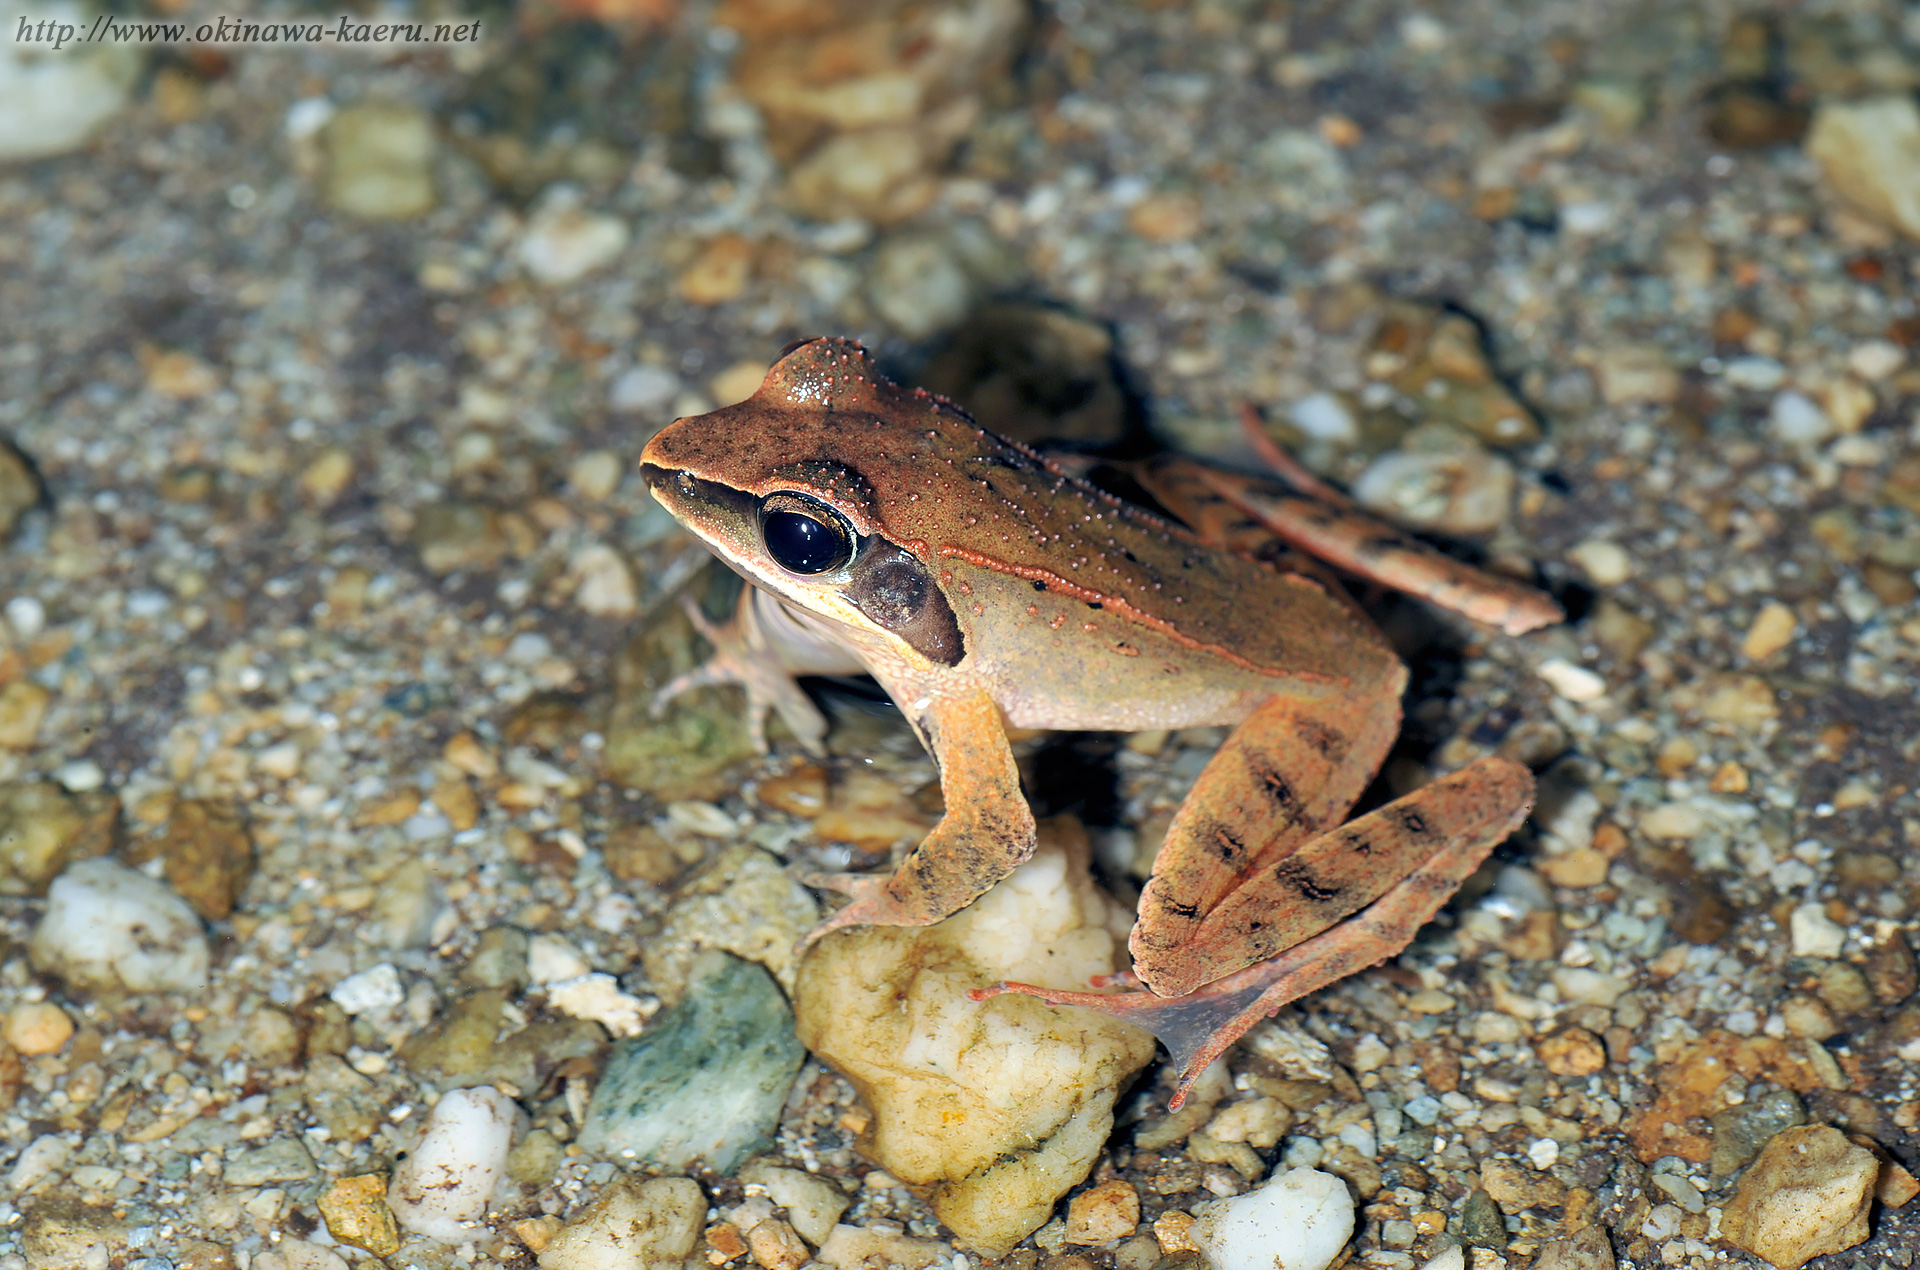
xmin=978 ymin=757 xmax=1534 ymax=1107
xmin=653 ymin=595 xmax=830 ymax=756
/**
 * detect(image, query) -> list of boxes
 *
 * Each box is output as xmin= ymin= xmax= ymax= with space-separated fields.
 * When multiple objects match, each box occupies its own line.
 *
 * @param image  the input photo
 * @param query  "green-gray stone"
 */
xmin=1710 ymin=1089 xmax=1805 ymax=1179
xmin=1460 ymin=1187 xmax=1508 ymax=1249
xmin=579 ymin=950 xmax=804 ymax=1175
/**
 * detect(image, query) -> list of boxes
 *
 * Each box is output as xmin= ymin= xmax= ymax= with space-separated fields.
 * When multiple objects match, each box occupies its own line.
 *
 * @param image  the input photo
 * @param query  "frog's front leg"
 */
xmin=977 ymin=755 xmax=1534 ymax=1107
xmin=653 ymin=588 xmax=862 ymax=756
xmin=807 ymin=688 xmax=1036 ymax=942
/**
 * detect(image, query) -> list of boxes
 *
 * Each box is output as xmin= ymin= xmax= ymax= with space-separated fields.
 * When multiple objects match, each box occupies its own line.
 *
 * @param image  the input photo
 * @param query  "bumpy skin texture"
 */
xmin=641 ymin=337 xmax=1553 ymax=1099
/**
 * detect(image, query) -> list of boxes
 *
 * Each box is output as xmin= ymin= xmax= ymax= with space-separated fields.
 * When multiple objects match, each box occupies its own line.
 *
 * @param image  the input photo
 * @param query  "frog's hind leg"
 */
xmin=975 ymin=756 xmax=1533 ymax=1108
xmin=1131 ymin=677 xmax=1404 ymax=997
xmin=1136 ymin=427 xmax=1563 ymax=636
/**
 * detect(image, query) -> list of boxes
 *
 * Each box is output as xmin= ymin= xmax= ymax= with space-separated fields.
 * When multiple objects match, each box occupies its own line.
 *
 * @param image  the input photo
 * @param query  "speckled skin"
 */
xmin=641 ymin=338 xmax=1537 ymax=1054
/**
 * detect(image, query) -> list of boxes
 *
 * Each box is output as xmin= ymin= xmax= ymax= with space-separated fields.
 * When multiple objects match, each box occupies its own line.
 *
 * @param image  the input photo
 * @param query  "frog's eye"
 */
xmin=759 ymin=494 xmax=853 ymax=575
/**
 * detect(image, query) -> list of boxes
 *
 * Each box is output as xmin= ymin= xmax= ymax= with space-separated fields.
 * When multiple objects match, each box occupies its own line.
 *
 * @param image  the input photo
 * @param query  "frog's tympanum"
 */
xmin=640 ymin=337 xmax=1561 ymax=1105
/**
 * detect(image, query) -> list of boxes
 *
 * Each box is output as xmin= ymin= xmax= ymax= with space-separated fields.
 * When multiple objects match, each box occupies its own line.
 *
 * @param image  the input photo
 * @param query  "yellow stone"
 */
xmin=4 ymin=1002 xmax=74 ymax=1056
xmin=1742 ymin=602 xmax=1798 ymax=661
xmin=317 ymin=1174 xmax=403 ymax=1256
xmin=0 ymin=681 xmax=50 ymax=750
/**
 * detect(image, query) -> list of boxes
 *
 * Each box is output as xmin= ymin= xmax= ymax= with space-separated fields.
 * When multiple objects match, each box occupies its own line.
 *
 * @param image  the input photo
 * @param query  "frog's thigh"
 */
xmin=808 ymin=689 xmax=1035 ymax=937
xmin=1133 ymin=681 xmax=1400 ymax=993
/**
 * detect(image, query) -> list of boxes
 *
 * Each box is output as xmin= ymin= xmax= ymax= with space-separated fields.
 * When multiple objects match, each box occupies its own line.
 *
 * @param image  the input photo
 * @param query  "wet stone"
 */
xmin=412 ymin=500 xmax=510 ymax=575
xmin=322 ymin=101 xmax=437 ymax=221
xmin=30 ymin=857 xmax=210 ymax=993
xmin=0 ymin=781 xmax=117 ymax=895
xmin=461 ymin=924 xmax=531 ymax=991
xmin=149 ymin=797 xmax=255 ymax=921
xmin=304 ymin=1054 xmax=384 ymax=1143
xmin=0 ymin=680 xmax=51 ymax=750
xmin=1711 ymin=1091 xmax=1807 ymax=1180
xmin=1534 ymin=1227 xmax=1616 ymax=1270
xmin=1459 ymin=1188 xmax=1508 ymax=1249
xmin=224 ymin=1136 xmax=319 ymax=1186
xmin=0 ymin=437 xmax=41 ymax=540
xmin=317 ymin=1175 xmax=402 ymax=1257
xmin=1719 ymin=1125 xmax=1878 ymax=1270
xmin=399 ymin=987 xmax=605 ymax=1093
xmin=579 ymin=950 xmax=804 ymax=1175
xmin=537 ymin=1175 xmax=705 ymax=1270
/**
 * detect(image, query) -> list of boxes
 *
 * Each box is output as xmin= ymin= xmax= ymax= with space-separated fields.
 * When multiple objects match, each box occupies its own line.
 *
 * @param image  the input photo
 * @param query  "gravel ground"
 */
xmin=0 ymin=0 xmax=1917 ymax=1268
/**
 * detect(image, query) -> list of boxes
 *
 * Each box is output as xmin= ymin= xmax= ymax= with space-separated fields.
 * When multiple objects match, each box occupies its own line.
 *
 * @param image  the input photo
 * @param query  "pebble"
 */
xmin=737 ymin=1161 xmax=851 ymax=1246
xmin=253 ymin=1240 xmax=349 ymax=1270
xmin=0 ymin=781 xmax=114 ymax=895
xmin=545 ymin=973 xmax=655 ymax=1038
xmin=1594 ymin=345 xmax=1679 ymax=404
xmin=1568 ymin=540 xmax=1632 ymax=587
xmin=1789 ymin=904 xmax=1847 ymax=958
xmin=388 ymin=1085 xmax=520 ymax=1241
xmin=224 ymin=1136 xmax=319 ymax=1186
xmin=814 ymin=1224 xmax=950 ymax=1270
xmin=1190 ymin=1167 xmax=1355 ymax=1270
xmin=793 ymin=822 xmax=1155 ymax=1257
xmin=1534 ymin=1227 xmax=1615 ymax=1270
xmin=1768 ymin=392 xmax=1833 ymax=446
xmin=867 ymin=236 xmax=972 ymax=339
xmin=1067 ymin=1179 xmax=1141 ymax=1245
xmin=1847 ymin=339 xmax=1905 ymax=381
xmin=1289 ymin=393 xmax=1360 ymax=444
xmin=30 ymin=858 xmax=209 ymax=992
xmin=0 ymin=680 xmax=51 ymax=749
xmin=0 ymin=20 xmax=137 ymax=162
xmin=4 ymin=594 xmax=44 ymax=639
xmin=746 ymin=1216 xmax=810 ymax=1270
xmin=321 ymin=102 xmax=438 ymax=220
xmin=331 ymin=963 xmax=405 ymax=1015
xmin=152 ymin=797 xmax=255 ymax=921
xmin=1350 ymin=443 xmax=1514 ymax=536
xmin=579 ymin=950 xmax=803 ymax=1173
xmin=569 ymin=450 xmax=622 ymax=501
xmin=4 ymin=1001 xmax=73 ymax=1055
xmin=1537 ymin=659 xmax=1607 ymax=702
xmin=1805 ymin=96 xmax=1920 ymax=241
xmin=1722 ymin=356 xmax=1787 ymax=392
xmin=1710 ymin=1091 xmax=1805 ymax=1179
xmin=518 ymin=194 xmax=630 ymax=286
xmin=537 ymin=1176 xmax=705 ymax=1270
xmin=1719 ymin=1125 xmax=1879 ymax=1270
xmin=609 ymin=365 xmax=683 ymax=417
xmin=569 ymin=544 xmax=640 ymax=617
xmin=1741 ymin=602 xmax=1798 ymax=661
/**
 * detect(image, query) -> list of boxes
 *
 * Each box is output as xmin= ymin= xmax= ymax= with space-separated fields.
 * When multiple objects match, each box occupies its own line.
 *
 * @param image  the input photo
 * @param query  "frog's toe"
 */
xmin=801 ymin=872 xmax=945 ymax=945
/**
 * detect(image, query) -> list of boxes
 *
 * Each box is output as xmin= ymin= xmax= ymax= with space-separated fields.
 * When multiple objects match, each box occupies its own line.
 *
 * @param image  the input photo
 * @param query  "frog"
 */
xmin=639 ymin=336 xmax=1560 ymax=1104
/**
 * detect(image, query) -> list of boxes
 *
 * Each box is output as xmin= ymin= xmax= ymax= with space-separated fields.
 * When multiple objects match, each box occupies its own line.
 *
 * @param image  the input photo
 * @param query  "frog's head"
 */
xmin=639 ymin=338 xmax=968 ymax=667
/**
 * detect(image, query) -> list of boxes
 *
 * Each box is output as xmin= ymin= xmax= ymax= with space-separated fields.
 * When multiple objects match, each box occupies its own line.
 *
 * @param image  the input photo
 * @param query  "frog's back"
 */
xmin=643 ymin=338 xmax=1390 ymax=689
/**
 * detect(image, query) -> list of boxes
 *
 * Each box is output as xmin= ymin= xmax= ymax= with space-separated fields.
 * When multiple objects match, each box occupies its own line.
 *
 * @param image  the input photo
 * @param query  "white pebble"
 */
xmin=518 ymin=194 xmax=629 ymax=286
xmin=1527 ymin=1138 xmax=1560 ymax=1169
xmin=1847 ymin=339 xmax=1905 ymax=382
xmin=4 ymin=596 xmax=44 ymax=640
xmin=53 ymin=760 xmax=104 ymax=793
xmin=1191 ymin=1167 xmax=1355 ymax=1270
xmin=1419 ymin=1249 xmax=1465 ymax=1270
xmin=1769 ymin=391 xmax=1832 ymax=446
xmin=388 ymin=1086 xmax=519 ymax=1241
xmin=528 ymin=935 xmax=593 ymax=985
xmin=1288 ymin=393 xmax=1359 ymax=444
xmin=29 ymin=859 xmax=209 ymax=993
xmin=546 ymin=973 xmax=656 ymax=1038
xmin=1537 ymin=658 xmax=1606 ymax=702
xmin=1721 ymin=356 xmax=1786 ymax=391
xmin=1567 ymin=539 xmax=1631 ymax=587
xmin=570 ymin=544 xmax=639 ymax=618
xmin=609 ymin=365 xmax=683 ymax=416
xmin=7 ymin=1134 xmax=69 ymax=1192
xmin=506 ymin=632 xmax=554 ymax=665
xmin=1789 ymin=903 xmax=1847 ymax=959
xmin=331 ymin=964 xmax=405 ymax=1015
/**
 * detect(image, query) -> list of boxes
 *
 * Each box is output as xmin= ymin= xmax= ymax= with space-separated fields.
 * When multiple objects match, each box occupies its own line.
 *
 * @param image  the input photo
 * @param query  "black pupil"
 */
xmin=764 ymin=510 xmax=844 ymax=574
